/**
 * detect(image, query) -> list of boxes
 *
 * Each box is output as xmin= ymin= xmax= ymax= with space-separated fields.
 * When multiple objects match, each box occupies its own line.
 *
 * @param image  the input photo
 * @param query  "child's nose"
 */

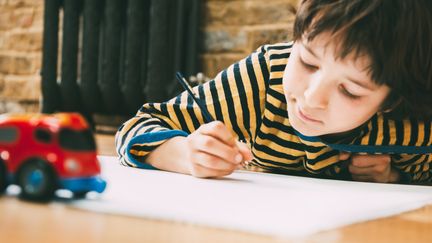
xmin=303 ymin=78 xmax=329 ymax=109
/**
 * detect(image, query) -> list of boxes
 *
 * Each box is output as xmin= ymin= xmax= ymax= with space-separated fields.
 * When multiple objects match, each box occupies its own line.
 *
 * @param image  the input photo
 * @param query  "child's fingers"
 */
xmin=197 ymin=121 xmax=236 ymax=146
xmin=348 ymin=163 xmax=388 ymax=175
xmin=193 ymin=152 xmax=238 ymax=171
xmin=350 ymin=154 xmax=391 ymax=167
xmin=190 ymin=135 xmax=242 ymax=165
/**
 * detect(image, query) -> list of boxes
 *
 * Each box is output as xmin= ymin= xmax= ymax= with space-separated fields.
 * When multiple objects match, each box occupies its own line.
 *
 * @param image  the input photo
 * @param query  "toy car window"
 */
xmin=0 ymin=127 xmax=18 ymax=143
xmin=34 ymin=129 xmax=52 ymax=143
xmin=59 ymin=129 xmax=96 ymax=151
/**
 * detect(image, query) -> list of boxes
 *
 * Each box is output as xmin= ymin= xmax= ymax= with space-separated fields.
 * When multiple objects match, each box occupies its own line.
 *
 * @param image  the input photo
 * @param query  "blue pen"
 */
xmin=176 ymin=72 xmax=252 ymax=167
xmin=175 ymin=72 xmax=215 ymax=123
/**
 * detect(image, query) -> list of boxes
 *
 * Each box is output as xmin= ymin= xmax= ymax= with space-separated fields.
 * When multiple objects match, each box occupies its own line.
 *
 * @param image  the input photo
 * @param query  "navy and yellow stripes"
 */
xmin=116 ymin=42 xmax=432 ymax=184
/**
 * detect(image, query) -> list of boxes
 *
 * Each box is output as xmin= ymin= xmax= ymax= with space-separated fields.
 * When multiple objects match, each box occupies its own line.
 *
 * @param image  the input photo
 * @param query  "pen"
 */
xmin=175 ymin=72 xmax=251 ymax=167
xmin=175 ymin=72 xmax=215 ymax=123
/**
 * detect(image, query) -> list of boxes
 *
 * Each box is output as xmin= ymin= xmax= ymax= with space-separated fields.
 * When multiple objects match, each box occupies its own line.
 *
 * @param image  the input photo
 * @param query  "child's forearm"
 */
xmin=145 ymin=136 xmax=191 ymax=175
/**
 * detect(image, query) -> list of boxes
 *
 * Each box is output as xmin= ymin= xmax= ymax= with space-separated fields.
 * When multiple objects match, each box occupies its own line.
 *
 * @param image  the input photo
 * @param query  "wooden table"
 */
xmin=1 ymin=134 xmax=431 ymax=243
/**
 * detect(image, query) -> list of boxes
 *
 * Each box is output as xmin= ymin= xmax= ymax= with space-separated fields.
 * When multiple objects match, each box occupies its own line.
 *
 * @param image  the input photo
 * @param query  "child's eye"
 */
xmin=299 ymin=58 xmax=318 ymax=71
xmin=339 ymin=85 xmax=361 ymax=100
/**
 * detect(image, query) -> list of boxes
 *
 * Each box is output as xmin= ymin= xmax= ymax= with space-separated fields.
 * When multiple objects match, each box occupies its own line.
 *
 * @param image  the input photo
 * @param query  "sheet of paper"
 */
xmin=68 ymin=156 xmax=432 ymax=238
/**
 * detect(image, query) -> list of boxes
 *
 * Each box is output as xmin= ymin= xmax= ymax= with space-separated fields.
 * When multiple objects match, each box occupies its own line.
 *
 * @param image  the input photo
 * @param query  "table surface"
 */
xmin=1 ymin=134 xmax=431 ymax=243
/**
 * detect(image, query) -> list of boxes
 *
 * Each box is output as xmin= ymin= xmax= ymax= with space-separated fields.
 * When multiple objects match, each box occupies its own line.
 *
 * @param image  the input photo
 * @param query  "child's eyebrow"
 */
xmin=302 ymin=43 xmax=319 ymax=58
xmin=301 ymin=41 xmax=377 ymax=91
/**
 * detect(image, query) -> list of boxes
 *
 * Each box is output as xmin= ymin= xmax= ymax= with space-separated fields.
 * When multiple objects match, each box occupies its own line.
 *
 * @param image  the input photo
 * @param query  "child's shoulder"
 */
xmin=253 ymin=42 xmax=294 ymax=69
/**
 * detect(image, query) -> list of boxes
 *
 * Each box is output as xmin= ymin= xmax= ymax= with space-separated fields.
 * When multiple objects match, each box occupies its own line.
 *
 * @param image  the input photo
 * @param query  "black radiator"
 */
xmin=41 ymin=0 xmax=201 ymax=119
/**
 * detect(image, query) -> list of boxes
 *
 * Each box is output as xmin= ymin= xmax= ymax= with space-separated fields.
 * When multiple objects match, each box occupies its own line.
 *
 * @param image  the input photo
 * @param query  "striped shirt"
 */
xmin=116 ymin=43 xmax=432 ymax=184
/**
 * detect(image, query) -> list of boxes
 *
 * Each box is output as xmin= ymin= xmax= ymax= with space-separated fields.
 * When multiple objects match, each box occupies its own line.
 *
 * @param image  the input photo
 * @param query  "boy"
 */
xmin=116 ymin=0 xmax=432 ymax=184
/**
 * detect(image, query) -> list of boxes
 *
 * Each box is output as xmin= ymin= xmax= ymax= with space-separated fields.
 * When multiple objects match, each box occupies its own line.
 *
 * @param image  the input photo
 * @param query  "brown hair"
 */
xmin=293 ymin=0 xmax=432 ymax=120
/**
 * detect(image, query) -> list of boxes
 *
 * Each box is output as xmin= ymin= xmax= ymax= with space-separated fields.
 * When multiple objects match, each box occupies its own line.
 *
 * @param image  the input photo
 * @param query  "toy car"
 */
xmin=0 ymin=112 xmax=106 ymax=201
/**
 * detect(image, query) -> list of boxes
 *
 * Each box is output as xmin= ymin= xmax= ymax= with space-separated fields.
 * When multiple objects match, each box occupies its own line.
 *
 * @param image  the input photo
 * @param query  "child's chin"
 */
xmin=298 ymin=130 xmax=324 ymax=137
xmin=290 ymin=122 xmax=324 ymax=137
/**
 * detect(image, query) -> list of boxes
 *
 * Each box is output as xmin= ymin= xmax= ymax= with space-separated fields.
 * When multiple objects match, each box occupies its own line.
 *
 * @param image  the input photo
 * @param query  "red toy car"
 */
xmin=0 ymin=112 xmax=106 ymax=201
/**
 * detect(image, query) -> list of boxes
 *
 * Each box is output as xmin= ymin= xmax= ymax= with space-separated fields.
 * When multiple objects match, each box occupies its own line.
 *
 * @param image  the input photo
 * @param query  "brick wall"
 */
xmin=0 ymin=0 xmax=43 ymax=113
xmin=0 ymin=0 xmax=299 ymax=113
xmin=202 ymin=0 xmax=299 ymax=77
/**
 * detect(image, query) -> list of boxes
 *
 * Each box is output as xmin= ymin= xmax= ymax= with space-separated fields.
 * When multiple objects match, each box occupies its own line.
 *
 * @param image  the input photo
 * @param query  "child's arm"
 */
xmin=115 ymin=45 xmax=271 ymax=175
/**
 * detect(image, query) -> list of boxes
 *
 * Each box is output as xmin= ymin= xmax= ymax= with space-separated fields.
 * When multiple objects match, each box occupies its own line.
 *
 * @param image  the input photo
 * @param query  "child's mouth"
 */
xmin=297 ymin=107 xmax=322 ymax=123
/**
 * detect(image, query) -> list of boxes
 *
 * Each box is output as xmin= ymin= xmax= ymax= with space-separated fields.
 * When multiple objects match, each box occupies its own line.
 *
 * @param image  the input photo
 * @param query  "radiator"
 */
xmin=41 ymin=0 xmax=201 ymax=118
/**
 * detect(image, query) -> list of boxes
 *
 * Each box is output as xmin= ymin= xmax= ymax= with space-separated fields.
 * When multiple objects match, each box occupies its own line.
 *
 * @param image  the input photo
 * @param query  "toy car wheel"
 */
xmin=0 ymin=161 xmax=7 ymax=194
xmin=73 ymin=191 xmax=89 ymax=198
xmin=17 ymin=160 xmax=57 ymax=201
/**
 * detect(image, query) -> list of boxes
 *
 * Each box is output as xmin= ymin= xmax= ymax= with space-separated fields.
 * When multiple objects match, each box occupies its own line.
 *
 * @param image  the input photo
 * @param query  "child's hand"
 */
xmin=186 ymin=121 xmax=253 ymax=178
xmin=340 ymin=152 xmax=400 ymax=183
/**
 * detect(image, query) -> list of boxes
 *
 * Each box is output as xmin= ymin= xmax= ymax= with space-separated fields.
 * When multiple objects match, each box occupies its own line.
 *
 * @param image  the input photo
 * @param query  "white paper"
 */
xmin=68 ymin=156 xmax=432 ymax=237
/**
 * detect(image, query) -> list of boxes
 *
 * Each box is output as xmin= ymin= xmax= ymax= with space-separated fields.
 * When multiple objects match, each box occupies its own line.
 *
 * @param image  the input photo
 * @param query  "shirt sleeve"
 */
xmin=115 ymin=45 xmax=271 ymax=168
xmin=392 ymin=154 xmax=432 ymax=184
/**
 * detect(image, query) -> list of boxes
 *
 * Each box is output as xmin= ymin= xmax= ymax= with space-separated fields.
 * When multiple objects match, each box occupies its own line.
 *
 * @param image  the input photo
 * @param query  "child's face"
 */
xmin=282 ymin=33 xmax=391 ymax=137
